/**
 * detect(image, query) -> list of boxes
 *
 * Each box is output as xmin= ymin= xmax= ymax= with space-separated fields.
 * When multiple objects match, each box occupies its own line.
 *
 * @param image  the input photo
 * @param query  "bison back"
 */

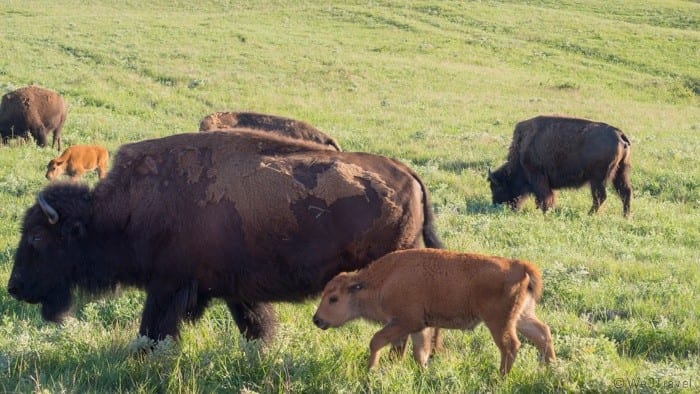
xmin=92 ymin=131 xmax=425 ymax=301
xmin=513 ymin=116 xmax=628 ymax=188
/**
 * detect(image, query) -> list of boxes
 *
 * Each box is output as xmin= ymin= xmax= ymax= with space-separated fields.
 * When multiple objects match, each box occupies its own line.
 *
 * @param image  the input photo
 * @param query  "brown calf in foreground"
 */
xmin=313 ymin=248 xmax=556 ymax=375
xmin=46 ymin=144 xmax=109 ymax=181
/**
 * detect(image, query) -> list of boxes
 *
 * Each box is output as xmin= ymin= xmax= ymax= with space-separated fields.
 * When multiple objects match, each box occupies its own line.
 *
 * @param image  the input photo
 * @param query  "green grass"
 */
xmin=1 ymin=0 xmax=699 ymax=392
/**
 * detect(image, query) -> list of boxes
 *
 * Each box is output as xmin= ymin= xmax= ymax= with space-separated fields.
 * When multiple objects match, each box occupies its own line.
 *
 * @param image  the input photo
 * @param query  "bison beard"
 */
xmin=40 ymin=286 xmax=72 ymax=323
xmin=7 ymin=131 xmax=442 ymax=346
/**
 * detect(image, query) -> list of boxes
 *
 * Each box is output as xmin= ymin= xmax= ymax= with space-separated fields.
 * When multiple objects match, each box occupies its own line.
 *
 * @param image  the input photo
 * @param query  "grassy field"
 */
xmin=0 ymin=0 xmax=698 ymax=392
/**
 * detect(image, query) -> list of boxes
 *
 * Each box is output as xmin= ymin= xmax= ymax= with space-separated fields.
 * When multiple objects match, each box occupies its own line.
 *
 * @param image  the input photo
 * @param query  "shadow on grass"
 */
xmin=463 ymin=199 xmax=508 ymax=215
xmin=439 ymin=159 xmax=494 ymax=175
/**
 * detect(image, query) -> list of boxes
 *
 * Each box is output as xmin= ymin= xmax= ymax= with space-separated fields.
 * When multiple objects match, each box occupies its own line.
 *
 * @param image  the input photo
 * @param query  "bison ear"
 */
xmin=487 ymin=169 xmax=498 ymax=184
xmin=348 ymin=282 xmax=364 ymax=293
xmin=62 ymin=220 xmax=86 ymax=241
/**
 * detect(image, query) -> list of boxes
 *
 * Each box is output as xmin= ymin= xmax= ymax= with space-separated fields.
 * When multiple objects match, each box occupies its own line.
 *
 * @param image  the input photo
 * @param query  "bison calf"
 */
xmin=199 ymin=111 xmax=341 ymax=151
xmin=488 ymin=115 xmax=632 ymax=216
xmin=313 ymin=248 xmax=555 ymax=375
xmin=46 ymin=144 xmax=109 ymax=181
xmin=0 ymin=85 xmax=67 ymax=151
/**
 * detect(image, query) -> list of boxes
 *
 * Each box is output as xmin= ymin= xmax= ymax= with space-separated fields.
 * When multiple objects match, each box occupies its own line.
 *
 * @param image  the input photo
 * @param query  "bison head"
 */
xmin=488 ymin=166 xmax=529 ymax=209
xmin=312 ymin=272 xmax=364 ymax=330
xmin=7 ymin=184 xmax=92 ymax=323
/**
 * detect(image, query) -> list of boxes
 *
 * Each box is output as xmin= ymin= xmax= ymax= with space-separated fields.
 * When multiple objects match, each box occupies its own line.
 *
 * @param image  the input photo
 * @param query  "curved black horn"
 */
xmin=37 ymin=193 xmax=59 ymax=224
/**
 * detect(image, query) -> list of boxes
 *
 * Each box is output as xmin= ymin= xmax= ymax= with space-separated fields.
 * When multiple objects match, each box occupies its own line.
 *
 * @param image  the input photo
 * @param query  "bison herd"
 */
xmin=3 ymin=84 xmax=635 ymax=375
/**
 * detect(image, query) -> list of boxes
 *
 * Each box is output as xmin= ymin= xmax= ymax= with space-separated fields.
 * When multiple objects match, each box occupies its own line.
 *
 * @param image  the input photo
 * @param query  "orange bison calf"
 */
xmin=313 ymin=249 xmax=556 ymax=375
xmin=46 ymin=145 xmax=109 ymax=181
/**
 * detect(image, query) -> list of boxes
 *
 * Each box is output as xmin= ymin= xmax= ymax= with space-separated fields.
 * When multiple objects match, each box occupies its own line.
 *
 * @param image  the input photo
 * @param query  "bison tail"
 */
xmin=418 ymin=178 xmax=444 ymax=250
xmin=618 ymin=130 xmax=631 ymax=148
xmin=523 ymin=262 xmax=543 ymax=302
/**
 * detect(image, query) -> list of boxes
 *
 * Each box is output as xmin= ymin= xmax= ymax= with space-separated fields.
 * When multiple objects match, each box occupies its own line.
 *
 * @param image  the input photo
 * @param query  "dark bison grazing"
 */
xmin=488 ymin=116 xmax=632 ymax=216
xmin=0 ymin=86 xmax=67 ymax=151
xmin=199 ymin=111 xmax=342 ymax=151
xmin=7 ymin=130 xmax=442 ymax=345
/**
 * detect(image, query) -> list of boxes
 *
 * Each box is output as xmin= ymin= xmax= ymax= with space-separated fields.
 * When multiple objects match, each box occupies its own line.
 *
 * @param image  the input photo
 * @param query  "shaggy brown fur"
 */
xmin=0 ymin=86 xmax=67 ymax=150
xmin=46 ymin=145 xmax=109 ymax=181
xmin=488 ymin=115 xmax=632 ymax=216
xmin=8 ymin=130 xmax=442 ymax=345
xmin=199 ymin=111 xmax=341 ymax=151
xmin=313 ymin=248 xmax=555 ymax=375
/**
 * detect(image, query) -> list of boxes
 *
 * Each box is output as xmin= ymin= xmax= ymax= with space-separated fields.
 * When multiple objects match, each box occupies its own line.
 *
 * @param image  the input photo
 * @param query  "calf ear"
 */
xmin=348 ymin=282 xmax=364 ymax=293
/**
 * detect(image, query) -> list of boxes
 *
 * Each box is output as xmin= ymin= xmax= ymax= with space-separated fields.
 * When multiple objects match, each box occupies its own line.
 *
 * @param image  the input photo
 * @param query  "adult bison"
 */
xmin=199 ymin=111 xmax=341 ymax=151
xmin=488 ymin=116 xmax=632 ymax=216
xmin=0 ymin=86 xmax=67 ymax=151
xmin=7 ymin=130 xmax=442 ymax=345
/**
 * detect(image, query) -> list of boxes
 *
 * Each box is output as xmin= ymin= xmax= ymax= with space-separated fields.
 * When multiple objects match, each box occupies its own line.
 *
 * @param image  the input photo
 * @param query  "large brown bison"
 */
xmin=488 ymin=116 xmax=632 ymax=216
xmin=199 ymin=111 xmax=342 ymax=151
xmin=7 ymin=130 xmax=442 ymax=345
xmin=0 ymin=86 xmax=67 ymax=151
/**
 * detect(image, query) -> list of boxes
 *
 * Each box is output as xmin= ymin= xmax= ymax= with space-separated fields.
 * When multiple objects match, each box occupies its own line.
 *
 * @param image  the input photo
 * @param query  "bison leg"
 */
xmin=52 ymin=124 xmax=64 ymax=151
xmin=226 ymin=301 xmax=277 ymax=343
xmin=589 ymin=181 xmax=607 ymax=215
xmin=185 ymin=294 xmax=212 ymax=322
xmin=528 ymin=173 xmax=555 ymax=212
xmin=139 ymin=281 xmax=199 ymax=341
xmin=32 ymin=127 xmax=49 ymax=148
xmin=613 ymin=163 xmax=632 ymax=217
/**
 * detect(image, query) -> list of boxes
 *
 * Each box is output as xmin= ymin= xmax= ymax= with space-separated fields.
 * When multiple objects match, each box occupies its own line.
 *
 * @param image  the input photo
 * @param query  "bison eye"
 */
xmin=329 ymin=295 xmax=338 ymax=304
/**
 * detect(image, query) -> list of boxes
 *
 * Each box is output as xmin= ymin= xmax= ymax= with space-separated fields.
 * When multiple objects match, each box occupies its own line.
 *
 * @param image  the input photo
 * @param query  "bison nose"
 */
xmin=313 ymin=314 xmax=329 ymax=330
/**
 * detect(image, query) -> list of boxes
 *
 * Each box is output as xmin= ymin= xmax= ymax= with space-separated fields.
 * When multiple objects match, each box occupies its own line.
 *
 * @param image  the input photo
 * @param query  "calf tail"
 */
xmin=523 ymin=261 xmax=543 ymax=302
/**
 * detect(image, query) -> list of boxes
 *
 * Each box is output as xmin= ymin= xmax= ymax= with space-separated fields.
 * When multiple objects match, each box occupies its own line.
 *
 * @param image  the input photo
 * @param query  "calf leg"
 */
xmin=389 ymin=336 xmax=409 ymax=360
xmin=227 ymin=301 xmax=277 ymax=343
xmin=410 ymin=327 xmax=434 ymax=368
xmin=70 ymin=168 xmax=86 ymax=181
xmin=368 ymin=320 xmax=413 ymax=369
xmin=517 ymin=312 xmax=556 ymax=364
xmin=485 ymin=320 xmax=521 ymax=376
xmin=589 ymin=181 xmax=607 ymax=214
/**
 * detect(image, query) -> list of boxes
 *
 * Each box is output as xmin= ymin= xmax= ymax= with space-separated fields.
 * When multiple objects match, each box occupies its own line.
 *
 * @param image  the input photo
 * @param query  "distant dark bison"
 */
xmin=7 ymin=130 xmax=441 ymax=345
xmin=488 ymin=116 xmax=632 ymax=216
xmin=199 ymin=111 xmax=341 ymax=151
xmin=0 ymin=86 xmax=67 ymax=151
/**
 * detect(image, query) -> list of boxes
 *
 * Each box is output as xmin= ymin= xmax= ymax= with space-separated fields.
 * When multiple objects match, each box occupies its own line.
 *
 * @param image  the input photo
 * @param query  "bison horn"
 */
xmin=37 ymin=193 xmax=59 ymax=224
xmin=487 ymin=168 xmax=496 ymax=183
